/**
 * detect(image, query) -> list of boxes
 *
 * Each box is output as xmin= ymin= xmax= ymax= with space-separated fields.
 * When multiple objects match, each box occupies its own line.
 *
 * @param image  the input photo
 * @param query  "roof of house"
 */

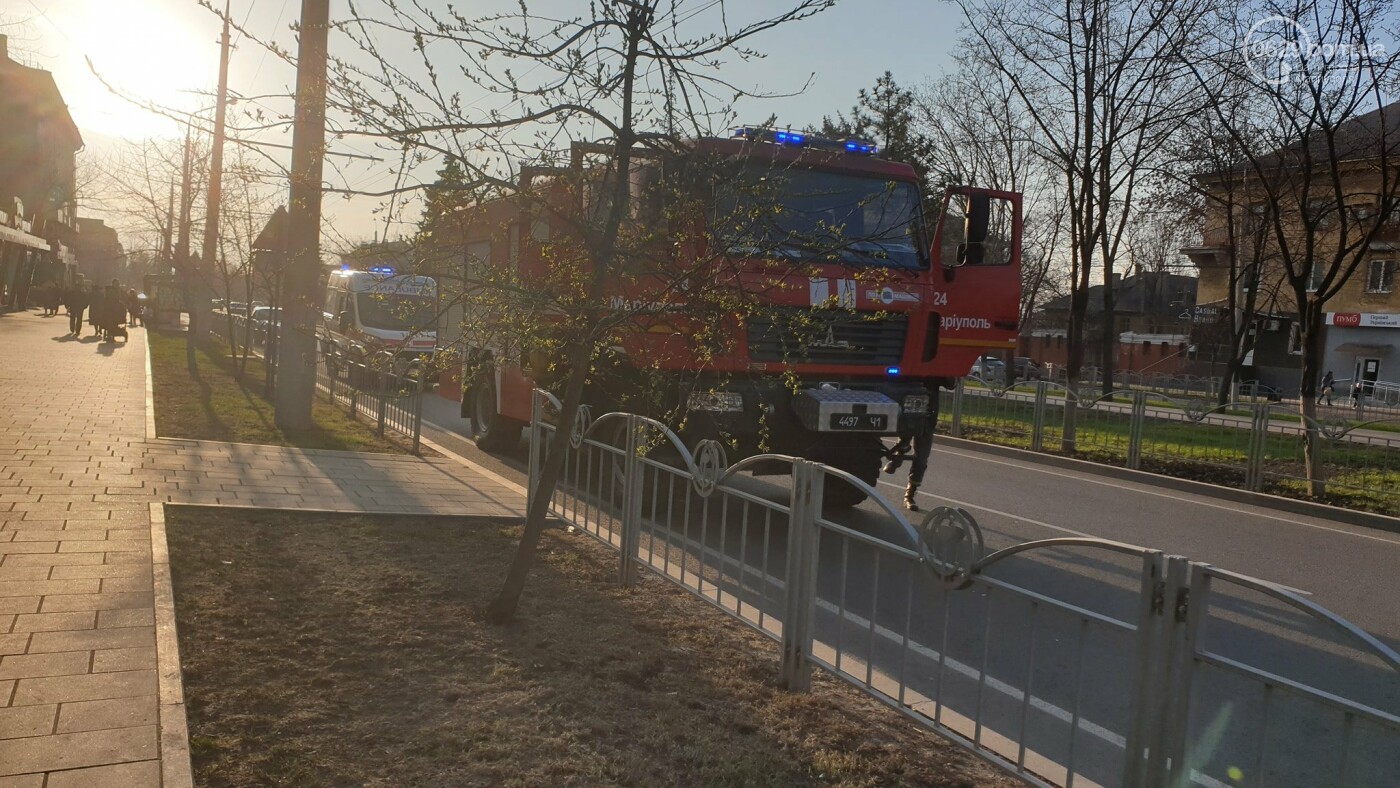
xmin=1197 ymin=101 xmax=1400 ymax=182
xmin=1040 ymin=272 xmax=1198 ymax=316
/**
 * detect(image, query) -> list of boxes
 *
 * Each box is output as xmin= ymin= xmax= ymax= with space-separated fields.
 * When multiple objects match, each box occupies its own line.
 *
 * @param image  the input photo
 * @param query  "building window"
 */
xmin=1288 ymin=322 xmax=1303 ymax=355
xmin=1366 ymin=259 xmax=1395 ymax=294
xmin=1306 ymin=263 xmax=1324 ymax=292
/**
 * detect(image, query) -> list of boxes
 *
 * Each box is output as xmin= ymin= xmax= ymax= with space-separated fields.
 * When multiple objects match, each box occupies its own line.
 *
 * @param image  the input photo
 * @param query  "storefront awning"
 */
xmin=0 ymin=223 xmax=52 ymax=252
xmin=1333 ymin=342 xmax=1393 ymax=356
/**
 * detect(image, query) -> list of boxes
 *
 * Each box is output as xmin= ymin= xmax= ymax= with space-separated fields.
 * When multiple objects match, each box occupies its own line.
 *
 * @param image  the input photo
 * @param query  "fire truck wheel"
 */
xmin=472 ymin=373 xmax=523 ymax=452
xmin=820 ymin=445 xmax=881 ymax=509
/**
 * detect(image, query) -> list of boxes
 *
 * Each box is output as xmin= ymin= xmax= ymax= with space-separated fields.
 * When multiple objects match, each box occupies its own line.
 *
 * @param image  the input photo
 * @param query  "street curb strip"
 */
xmin=938 ymin=435 xmax=1400 ymax=536
xmin=150 ymin=502 xmax=194 ymax=788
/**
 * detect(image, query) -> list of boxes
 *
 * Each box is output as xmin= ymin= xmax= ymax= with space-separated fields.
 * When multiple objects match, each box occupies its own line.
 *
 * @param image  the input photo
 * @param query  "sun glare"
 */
xmin=50 ymin=0 xmax=216 ymax=141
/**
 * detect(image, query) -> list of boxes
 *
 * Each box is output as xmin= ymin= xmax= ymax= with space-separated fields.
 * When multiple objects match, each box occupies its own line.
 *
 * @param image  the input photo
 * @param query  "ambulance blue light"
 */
xmin=368 ymin=266 xmax=396 ymax=275
xmin=886 ymin=366 xmax=900 ymax=376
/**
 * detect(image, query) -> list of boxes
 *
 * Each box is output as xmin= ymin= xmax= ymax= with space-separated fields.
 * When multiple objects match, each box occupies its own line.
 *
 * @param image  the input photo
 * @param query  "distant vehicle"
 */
xmin=1013 ymin=357 xmax=1043 ymax=380
xmin=250 ymin=306 xmax=282 ymax=344
xmin=319 ymin=269 xmax=437 ymax=379
xmin=970 ymin=355 xmax=1006 ymax=379
xmin=228 ymin=302 xmax=251 ymax=317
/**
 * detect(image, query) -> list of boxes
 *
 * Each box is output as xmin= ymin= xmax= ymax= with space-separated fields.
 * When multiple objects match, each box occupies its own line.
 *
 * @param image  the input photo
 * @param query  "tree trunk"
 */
xmin=273 ymin=0 xmax=329 ymax=430
xmin=487 ymin=5 xmax=648 ymax=623
xmin=1297 ymin=299 xmax=1325 ymax=497
xmin=485 ymin=337 xmax=595 ymax=624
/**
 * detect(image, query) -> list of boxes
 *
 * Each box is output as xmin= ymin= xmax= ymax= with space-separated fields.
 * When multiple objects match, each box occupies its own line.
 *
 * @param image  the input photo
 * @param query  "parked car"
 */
xmin=969 ymin=355 xmax=1006 ymax=379
xmin=1013 ymin=357 xmax=1043 ymax=380
xmin=250 ymin=306 xmax=282 ymax=344
xmin=228 ymin=301 xmax=250 ymax=317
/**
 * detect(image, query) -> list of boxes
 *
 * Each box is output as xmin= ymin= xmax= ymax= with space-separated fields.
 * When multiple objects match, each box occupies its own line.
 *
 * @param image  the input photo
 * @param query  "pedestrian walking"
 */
xmin=1351 ymin=380 xmax=1364 ymax=408
xmin=66 ymin=284 xmax=89 ymax=335
xmin=1318 ymin=371 xmax=1335 ymax=406
xmin=126 ymin=289 xmax=143 ymax=327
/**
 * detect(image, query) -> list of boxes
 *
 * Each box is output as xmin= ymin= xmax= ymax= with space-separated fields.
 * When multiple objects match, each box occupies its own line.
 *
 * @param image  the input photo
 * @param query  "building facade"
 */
xmin=0 ymin=34 xmax=83 ymax=309
xmin=1183 ymin=103 xmax=1400 ymax=396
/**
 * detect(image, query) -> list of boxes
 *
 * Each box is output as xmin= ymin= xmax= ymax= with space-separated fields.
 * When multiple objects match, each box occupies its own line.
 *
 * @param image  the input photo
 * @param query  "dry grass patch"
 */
xmin=168 ymin=506 xmax=1019 ymax=787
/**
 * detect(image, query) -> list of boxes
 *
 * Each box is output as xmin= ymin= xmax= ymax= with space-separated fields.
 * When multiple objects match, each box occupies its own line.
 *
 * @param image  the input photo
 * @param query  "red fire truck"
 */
xmin=446 ymin=127 xmax=1021 ymax=506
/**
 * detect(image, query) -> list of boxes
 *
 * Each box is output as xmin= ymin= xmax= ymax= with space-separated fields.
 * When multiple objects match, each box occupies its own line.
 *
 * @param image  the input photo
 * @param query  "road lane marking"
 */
xmin=930 ymin=447 xmax=1400 ymax=547
xmin=878 ymin=479 xmax=1316 ymax=597
xmin=875 ymin=479 xmax=1096 ymax=538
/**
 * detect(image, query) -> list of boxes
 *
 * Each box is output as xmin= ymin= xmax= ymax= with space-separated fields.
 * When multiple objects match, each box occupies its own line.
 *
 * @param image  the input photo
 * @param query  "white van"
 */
xmin=320 ymin=269 xmax=437 ymax=378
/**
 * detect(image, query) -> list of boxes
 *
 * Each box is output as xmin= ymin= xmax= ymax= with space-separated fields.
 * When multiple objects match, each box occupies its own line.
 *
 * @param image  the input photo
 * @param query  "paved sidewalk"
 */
xmin=0 ymin=309 xmax=525 ymax=786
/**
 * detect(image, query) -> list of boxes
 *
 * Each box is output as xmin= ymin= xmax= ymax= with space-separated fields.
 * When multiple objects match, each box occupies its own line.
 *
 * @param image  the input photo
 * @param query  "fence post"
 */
xmin=618 ymin=414 xmax=643 ymax=588
xmin=527 ymin=390 xmax=543 ymax=511
xmin=1121 ymin=550 xmax=1167 ymax=787
xmin=1127 ymin=391 xmax=1148 ymax=470
xmin=410 ymin=376 xmax=424 ymax=455
xmin=950 ymin=378 xmax=965 ymax=438
xmin=1246 ymin=403 xmax=1270 ymax=491
xmin=781 ymin=459 xmax=823 ymax=692
xmin=1031 ymin=380 xmax=1048 ymax=452
xmin=376 ymin=370 xmax=389 ymax=436
xmin=350 ymin=364 xmax=361 ymax=419
xmin=1151 ymin=558 xmax=1209 ymax=788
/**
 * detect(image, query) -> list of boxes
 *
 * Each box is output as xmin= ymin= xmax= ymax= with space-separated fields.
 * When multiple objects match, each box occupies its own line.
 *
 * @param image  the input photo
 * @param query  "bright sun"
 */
xmin=39 ymin=0 xmax=218 ymax=141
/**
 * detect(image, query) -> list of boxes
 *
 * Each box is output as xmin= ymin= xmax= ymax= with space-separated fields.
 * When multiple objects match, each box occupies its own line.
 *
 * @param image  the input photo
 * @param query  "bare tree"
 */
xmin=914 ymin=61 xmax=1069 ymax=360
xmin=1182 ymin=0 xmax=1400 ymax=493
xmin=956 ymin=0 xmax=1209 ymax=449
xmin=326 ymin=0 xmax=848 ymax=622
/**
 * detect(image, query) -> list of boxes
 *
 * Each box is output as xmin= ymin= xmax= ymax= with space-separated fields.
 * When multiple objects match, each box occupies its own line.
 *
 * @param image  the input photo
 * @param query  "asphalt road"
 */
xmin=416 ymin=391 xmax=1399 ymax=787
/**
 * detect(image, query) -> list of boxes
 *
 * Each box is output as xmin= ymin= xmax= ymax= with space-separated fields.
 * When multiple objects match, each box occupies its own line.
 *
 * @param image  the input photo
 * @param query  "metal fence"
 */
xmin=209 ymin=312 xmax=425 ymax=453
xmin=949 ymin=379 xmax=1400 ymax=517
xmin=526 ymin=388 xmax=1400 ymax=788
xmin=318 ymin=360 xmax=424 ymax=454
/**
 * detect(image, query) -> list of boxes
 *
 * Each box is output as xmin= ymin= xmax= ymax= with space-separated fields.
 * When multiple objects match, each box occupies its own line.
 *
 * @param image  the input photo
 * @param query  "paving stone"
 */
xmin=0 ymin=554 xmax=102 ymax=568
xmin=44 ymin=760 xmax=160 ymax=788
xmin=55 ymin=696 xmax=157 ymax=735
xmin=48 ymin=565 xmax=148 ymax=581
xmin=39 ymin=594 xmax=152 ymax=615
xmin=9 ymin=670 xmax=155 ymax=707
xmin=0 ymin=725 xmax=157 ymax=776
xmin=0 ymin=599 xmax=39 ymax=615
xmin=0 ymin=773 xmax=42 ymax=787
xmin=96 ymin=609 xmax=153 ymax=629
xmin=0 ymin=651 xmax=90 ymax=680
xmin=26 ymin=628 xmax=152 ymax=655
xmin=0 ymin=704 xmax=54 ymax=739
xmin=91 ymin=648 xmax=154 ymax=674
xmin=9 ymin=612 xmax=96 ymax=633
xmin=0 ymin=580 xmax=99 ymax=598
xmin=0 ymin=635 xmax=29 ymax=656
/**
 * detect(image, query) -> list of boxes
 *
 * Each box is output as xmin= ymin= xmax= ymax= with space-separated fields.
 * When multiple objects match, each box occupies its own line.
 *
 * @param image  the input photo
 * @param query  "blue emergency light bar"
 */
xmin=368 ymin=266 xmax=396 ymax=275
xmin=730 ymin=126 xmax=878 ymax=156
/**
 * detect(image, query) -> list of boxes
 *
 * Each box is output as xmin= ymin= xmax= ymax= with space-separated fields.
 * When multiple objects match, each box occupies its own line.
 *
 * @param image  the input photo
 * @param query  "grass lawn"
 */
xmin=946 ymin=394 xmax=1400 ymax=516
xmin=167 ymin=507 xmax=1012 ymax=787
xmin=149 ymin=329 xmax=416 ymax=454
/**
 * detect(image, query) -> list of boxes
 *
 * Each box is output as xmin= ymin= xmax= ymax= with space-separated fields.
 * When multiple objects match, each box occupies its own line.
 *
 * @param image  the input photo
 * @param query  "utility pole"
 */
xmin=177 ymin=132 xmax=197 ymax=372
xmin=274 ymin=0 xmax=330 ymax=429
xmin=196 ymin=0 xmax=232 ymax=342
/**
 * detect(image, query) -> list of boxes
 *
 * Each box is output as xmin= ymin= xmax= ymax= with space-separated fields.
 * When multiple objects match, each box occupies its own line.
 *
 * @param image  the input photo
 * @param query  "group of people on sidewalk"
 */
xmin=38 ymin=279 xmax=145 ymax=339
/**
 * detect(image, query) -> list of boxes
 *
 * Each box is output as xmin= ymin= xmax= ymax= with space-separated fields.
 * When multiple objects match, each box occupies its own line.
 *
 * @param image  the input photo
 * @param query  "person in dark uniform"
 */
xmin=881 ymin=380 xmax=945 ymax=511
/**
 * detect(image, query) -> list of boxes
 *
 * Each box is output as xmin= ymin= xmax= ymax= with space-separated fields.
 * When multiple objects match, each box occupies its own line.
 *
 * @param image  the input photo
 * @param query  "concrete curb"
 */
xmin=149 ymin=502 xmax=194 ymax=788
xmin=938 ymin=435 xmax=1400 ymax=536
xmin=144 ymin=328 xmax=157 ymax=442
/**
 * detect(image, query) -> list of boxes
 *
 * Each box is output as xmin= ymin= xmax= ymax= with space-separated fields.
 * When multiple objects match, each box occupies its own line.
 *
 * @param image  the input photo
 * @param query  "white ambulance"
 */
xmin=320 ymin=268 xmax=438 ymax=379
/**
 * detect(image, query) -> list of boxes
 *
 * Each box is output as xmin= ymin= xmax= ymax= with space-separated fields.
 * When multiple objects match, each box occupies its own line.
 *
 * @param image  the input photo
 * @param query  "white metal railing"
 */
xmin=527 ymin=388 xmax=1399 ymax=788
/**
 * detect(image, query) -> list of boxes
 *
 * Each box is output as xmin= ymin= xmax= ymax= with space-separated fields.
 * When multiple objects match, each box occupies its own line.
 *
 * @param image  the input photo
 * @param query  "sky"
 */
xmin=12 ymin=0 xmax=969 ymax=254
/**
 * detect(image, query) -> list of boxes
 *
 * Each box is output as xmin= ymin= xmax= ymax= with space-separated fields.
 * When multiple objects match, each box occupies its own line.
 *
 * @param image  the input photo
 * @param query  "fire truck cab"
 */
xmin=450 ymin=126 xmax=1022 ymax=505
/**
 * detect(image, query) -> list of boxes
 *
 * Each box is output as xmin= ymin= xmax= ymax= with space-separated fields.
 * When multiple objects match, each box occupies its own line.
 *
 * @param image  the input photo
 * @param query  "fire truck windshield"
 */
xmin=356 ymin=292 xmax=435 ymax=332
xmin=713 ymin=165 xmax=927 ymax=268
